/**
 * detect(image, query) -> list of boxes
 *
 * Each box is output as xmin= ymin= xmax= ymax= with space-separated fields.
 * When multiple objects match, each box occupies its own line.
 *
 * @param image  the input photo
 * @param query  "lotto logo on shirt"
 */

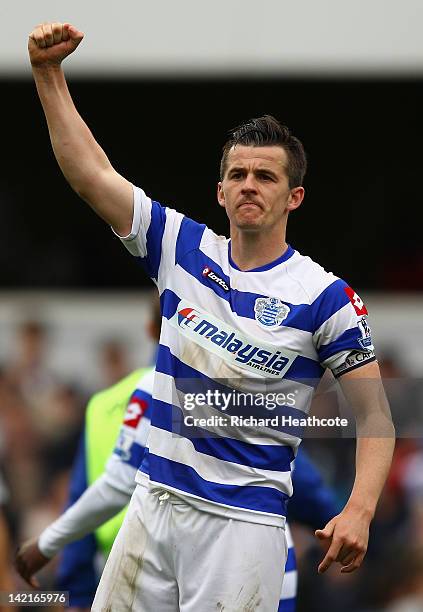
xmin=202 ymin=266 xmax=230 ymax=292
xmin=171 ymin=300 xmax=296 ymax=378
xmin=123 ymin=397 xmax=147 ymax=428
xmin=344 ymin=287 xmax=368 ymax=316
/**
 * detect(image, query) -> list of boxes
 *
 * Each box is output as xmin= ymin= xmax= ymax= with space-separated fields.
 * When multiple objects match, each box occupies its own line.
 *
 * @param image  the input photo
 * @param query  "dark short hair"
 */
xmin=220 ymin=115 xmax=307 ymax=188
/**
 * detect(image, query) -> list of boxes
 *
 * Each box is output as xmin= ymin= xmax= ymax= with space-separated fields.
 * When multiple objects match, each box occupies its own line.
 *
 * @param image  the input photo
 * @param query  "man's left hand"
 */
xmin=315 ymin=506 xmax=370 ymax=574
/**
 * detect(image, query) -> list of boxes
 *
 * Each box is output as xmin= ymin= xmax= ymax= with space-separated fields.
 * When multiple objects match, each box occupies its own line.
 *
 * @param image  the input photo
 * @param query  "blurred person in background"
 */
xmin=0 ymin=364 xmax=43 ymax=510
xmin=0 ymin=317 xmax=86 ymax=600
xmin=2 ymin=320 xmax=58 ymax=406
xmin=375 ymin=546 xmax=423 ymax=612
xmin=0 ymin=318 xmax=86 ymax=508
xmin=377 ymin=352 xmax=423 ymax=438
xmin=98 ymin=338 xmax=132 ymax=389
xmin=1 ymin=317 xmax=85 ymax=452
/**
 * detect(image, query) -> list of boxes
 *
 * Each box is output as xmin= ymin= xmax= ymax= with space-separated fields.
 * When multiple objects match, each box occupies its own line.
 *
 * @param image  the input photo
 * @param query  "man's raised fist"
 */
xmin=28 ymin=22 xmax=84 ymax=67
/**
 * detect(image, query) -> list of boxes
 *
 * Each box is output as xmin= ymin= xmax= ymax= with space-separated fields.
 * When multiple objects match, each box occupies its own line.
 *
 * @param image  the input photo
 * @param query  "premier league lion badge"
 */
xmin=357 ymin=316 xmax=374 ymax=351
xmin=254 ymin=297 xmax=290 ymax=329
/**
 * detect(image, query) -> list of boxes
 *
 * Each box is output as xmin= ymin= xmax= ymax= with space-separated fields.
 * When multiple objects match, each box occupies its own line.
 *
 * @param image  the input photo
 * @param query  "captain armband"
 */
xmin=332 ymin=350 xmax=376 ymax=378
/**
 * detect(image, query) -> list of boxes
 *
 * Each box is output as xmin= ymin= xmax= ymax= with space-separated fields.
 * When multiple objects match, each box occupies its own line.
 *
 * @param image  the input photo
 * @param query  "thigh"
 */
xmin=92 ymin=485 xmax=178 ymax=612
xmin=176 ymin=509 xmax=287 ymax=612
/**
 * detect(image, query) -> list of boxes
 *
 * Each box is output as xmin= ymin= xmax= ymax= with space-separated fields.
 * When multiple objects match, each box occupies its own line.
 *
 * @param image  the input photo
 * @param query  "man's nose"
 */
xmin=241 ymin=173 xmax=258 ymax=192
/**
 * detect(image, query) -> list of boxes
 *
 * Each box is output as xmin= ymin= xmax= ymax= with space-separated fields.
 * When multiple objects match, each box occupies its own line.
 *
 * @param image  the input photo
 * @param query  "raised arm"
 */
xmin=28 ymin=22 xmax=133 ymax=235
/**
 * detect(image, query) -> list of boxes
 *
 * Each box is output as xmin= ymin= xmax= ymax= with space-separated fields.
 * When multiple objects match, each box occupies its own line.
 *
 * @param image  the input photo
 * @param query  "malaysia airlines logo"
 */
xmin=344 ymin=287 xmax=368 ymax=316
xmin=178 ymin=307 xmax=200 ymax=328
xmin=172 ymin=301 xmax=296 ymax=378
xmin=202 ymin=266 xmax=230 ymax=292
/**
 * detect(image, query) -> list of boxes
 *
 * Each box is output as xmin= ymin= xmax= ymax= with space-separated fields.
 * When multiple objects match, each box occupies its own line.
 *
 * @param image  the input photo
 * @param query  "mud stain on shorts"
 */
xmin=98 ymin=510 xmax=148 ymax=611
xmin=216 ymin=580 xmax=262 ymax=611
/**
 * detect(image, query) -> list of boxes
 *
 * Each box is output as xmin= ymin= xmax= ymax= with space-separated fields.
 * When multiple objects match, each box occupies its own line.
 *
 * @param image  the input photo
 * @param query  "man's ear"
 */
xmin=286 ymin=186 xmax=305 ymax=212
xmin=217 ymin=182 xmax=226 ymax=208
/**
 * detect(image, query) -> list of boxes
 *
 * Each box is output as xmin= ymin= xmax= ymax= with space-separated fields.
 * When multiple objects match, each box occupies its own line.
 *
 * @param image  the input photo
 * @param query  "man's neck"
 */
xmin=229 ymin=227 xmax=289 ymax=271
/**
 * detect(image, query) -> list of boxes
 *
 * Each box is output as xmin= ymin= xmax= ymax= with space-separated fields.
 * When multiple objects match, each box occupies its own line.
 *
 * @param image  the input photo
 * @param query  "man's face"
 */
xmin=217 ymin=145 xmax=303 ymax=232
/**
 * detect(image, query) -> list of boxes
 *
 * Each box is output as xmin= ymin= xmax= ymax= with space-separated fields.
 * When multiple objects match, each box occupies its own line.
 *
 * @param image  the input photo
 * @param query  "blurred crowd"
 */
xmin=0 ymin=315 xmax=423 ymax=611
xmin=0 ymin=318 xmax=136 ymax=611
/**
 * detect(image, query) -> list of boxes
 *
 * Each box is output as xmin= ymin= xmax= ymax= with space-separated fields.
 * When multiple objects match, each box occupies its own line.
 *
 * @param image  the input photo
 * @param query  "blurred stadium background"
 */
xmin=1 ymin=1 xmax=423 ymax=610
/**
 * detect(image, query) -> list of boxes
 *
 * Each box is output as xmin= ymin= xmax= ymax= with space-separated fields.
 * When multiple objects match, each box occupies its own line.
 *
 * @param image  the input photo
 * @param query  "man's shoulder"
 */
xmin=169 ymin=213 xmax=229 ymax=273
xmin=286 ymin=249 xmax=341 ymax=304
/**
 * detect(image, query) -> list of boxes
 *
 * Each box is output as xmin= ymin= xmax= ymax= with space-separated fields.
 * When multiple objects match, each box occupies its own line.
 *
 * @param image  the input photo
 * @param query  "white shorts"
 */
xmin=92 ymin=482 xmax=287 ymax=612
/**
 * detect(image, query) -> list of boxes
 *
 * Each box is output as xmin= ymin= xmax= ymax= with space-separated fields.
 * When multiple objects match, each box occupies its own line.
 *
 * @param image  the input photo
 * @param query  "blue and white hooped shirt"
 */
xmin=117 ymin=185 xmax=375 ymax=528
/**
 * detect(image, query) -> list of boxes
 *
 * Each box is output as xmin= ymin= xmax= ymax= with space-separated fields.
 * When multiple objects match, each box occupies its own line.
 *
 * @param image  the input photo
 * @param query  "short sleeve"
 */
xmin=114 ymin=185 xmax=184 ymax=285
xmin=312 ymin=279 xmax=376 ymax=375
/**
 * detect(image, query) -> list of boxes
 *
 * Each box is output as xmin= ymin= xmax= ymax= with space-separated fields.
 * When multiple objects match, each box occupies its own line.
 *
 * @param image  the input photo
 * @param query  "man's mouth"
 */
xmin=237 ymin=201 xmax=261 ymax=210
